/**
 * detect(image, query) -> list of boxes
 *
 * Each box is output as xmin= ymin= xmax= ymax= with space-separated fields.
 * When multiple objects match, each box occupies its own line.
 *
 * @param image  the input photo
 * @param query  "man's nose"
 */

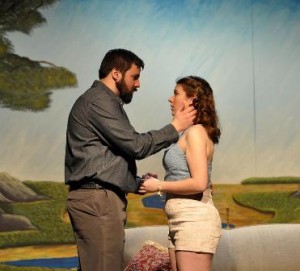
xmin=135 ymin=80 xmax=140 ymax=88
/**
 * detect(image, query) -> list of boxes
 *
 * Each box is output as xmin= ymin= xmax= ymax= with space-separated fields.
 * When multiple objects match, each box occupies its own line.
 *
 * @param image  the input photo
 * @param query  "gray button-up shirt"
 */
xmin=65 ymin=80 xmax=179 ymax=192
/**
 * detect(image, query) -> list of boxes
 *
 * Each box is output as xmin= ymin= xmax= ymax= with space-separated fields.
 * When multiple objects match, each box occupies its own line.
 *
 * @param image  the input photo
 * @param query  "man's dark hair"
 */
xmin=99 ymin=49 xmax=144 ymax=79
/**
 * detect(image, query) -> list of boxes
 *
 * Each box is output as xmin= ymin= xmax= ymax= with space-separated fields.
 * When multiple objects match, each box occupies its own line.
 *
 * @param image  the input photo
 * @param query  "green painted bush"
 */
xmin=241 ymin=176 xmax=300 ymax=184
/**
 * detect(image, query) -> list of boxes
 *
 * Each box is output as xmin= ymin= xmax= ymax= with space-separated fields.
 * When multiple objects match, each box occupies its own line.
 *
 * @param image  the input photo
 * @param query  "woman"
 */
xmin=139 ymin=76 xmax=221 ymax=271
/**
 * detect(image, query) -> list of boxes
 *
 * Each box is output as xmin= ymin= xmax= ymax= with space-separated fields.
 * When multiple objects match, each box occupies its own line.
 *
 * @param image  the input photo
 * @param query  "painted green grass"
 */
xmin=0 ymin=181 xmax=74 ymax=248
xmin=0 ymin=180 xmax=299 ymax=271
xmin=233 ymin=191 xmax=300 ymax=223
xmin=241 ymin=176 xmax=300 ymax=184
xmin=1 ymin=181 xmax=299 ymax=249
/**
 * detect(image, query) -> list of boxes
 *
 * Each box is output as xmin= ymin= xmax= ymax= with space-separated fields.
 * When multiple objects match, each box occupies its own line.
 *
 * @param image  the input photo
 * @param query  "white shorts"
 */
xmin=165 ymin=191 xmax=221 ymax=253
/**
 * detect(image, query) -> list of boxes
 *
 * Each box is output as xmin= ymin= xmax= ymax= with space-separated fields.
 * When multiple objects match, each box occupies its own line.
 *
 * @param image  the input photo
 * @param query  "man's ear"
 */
xmin=112 ymin=68 xmax=121 ymax=82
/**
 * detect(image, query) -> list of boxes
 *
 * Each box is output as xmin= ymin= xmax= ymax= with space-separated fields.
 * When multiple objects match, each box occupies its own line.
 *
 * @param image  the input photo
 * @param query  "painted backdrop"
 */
xmin=0 ymin=0 xmax=299 ymax=269
xmin=1 ymin=0 xmax=300 ymax=183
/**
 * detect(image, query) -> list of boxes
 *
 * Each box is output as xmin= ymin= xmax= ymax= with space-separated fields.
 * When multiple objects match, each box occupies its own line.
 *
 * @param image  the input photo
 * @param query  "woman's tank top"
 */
xmin=163 ymin=143 xmax=212 ymax=189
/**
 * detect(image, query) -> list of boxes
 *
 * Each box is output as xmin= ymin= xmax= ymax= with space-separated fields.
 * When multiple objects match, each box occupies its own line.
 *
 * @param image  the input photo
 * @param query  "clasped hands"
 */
xmin=138 ymin=172 xmax=160 ymax=195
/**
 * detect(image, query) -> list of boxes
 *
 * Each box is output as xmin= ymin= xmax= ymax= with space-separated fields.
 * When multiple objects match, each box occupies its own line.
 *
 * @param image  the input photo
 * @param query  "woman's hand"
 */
xmin=138 ymin=177 xmax=160 ymax=194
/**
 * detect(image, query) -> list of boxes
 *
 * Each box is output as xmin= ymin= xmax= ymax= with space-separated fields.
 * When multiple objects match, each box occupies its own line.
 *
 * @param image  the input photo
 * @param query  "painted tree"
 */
xmin=0 ymin=0 xmax=77 ymax=111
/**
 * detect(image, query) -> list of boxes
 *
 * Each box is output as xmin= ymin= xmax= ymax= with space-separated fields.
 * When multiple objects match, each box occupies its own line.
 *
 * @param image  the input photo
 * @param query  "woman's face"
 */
xmin=168 ymin=84 xmax=193 ymax=116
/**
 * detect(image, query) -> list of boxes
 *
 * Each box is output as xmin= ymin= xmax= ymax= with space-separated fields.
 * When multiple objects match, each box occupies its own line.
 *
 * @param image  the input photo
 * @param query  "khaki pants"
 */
xmin=67 ymin=188 xmax=127 ymax=271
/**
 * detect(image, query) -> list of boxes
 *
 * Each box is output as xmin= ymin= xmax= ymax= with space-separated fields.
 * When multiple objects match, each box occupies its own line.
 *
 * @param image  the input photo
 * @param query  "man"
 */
xmin=65 ymin=48 xmax=196 ymax=271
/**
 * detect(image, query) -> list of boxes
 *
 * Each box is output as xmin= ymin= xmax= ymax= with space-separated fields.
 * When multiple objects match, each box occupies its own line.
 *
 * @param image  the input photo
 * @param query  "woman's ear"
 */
xmin=188 ymin=96 xmax=196 ymax=105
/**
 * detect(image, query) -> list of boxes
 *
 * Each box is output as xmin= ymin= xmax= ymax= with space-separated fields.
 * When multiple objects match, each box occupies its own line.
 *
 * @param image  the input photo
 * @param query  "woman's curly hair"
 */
xmin=176 ymin=76 xmax=221 ymax=144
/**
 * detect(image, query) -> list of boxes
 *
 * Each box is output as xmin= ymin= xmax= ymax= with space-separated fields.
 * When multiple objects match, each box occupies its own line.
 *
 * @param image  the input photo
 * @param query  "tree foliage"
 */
xmin=0 ymin=0 xmax=77 ymax=111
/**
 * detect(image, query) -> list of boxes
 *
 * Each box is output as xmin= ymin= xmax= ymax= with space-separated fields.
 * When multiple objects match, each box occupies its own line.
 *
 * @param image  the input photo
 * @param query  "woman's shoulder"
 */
xmin=184 ymin=124 xmax=209 ymax=144
xmin=186 ymin=124 xmax=207 ymax=136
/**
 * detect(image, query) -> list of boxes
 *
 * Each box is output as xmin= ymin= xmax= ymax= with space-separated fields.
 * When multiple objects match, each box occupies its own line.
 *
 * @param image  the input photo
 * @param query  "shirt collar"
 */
xmin=92 ymin=80 xmax=123 ymax=106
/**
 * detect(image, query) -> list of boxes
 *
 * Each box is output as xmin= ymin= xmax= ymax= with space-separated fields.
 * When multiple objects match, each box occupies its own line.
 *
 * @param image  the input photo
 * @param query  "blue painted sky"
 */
xmin=1 ymin=0 xmax=300 ymax=183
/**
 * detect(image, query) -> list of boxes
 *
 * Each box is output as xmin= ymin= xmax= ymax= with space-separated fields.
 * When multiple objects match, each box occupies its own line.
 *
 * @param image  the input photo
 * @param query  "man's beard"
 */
xmin=116 ymin=79 xmax=134 ymax=104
